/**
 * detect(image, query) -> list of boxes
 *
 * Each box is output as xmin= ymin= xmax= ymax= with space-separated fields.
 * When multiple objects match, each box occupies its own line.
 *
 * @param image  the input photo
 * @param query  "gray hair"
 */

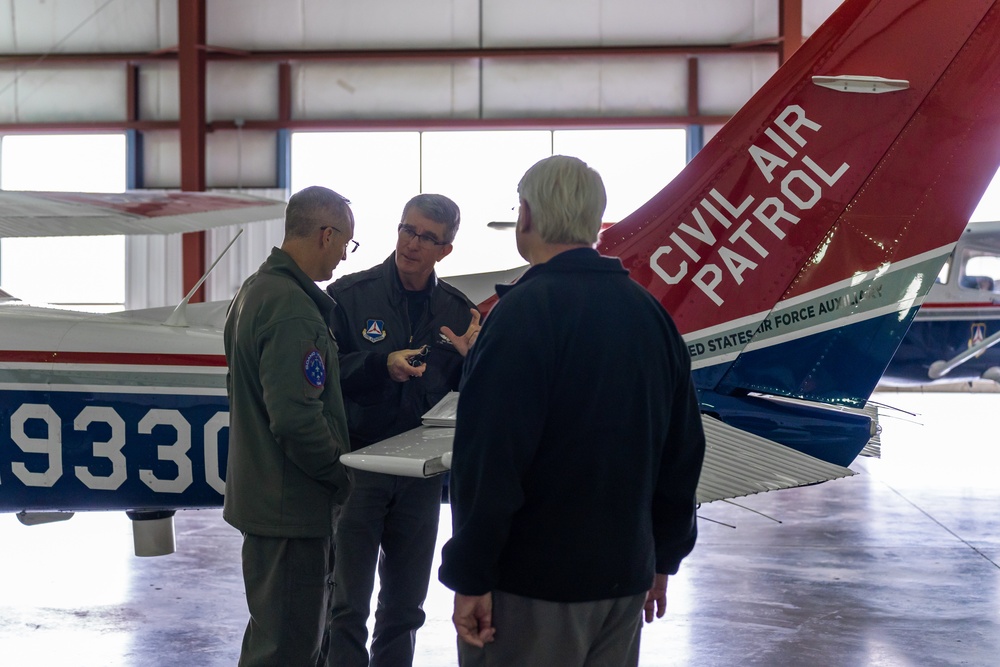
xmin=517 ymin=155 xmax=607 ymax=245
xmin=401 ymin=193 xmax=461 ymax=243
xmin=284 ymin=186 xmax=353 ymax=239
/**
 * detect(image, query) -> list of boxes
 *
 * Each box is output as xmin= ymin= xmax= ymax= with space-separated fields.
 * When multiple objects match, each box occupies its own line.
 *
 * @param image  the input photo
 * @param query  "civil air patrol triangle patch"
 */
xmin=364 ymin=319 xmax=386 ymax=343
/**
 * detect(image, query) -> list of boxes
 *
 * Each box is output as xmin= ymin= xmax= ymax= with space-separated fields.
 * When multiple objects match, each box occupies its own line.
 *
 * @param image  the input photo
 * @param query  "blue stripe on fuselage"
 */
xmin=695 ymin=307 xmax=919 ymax=408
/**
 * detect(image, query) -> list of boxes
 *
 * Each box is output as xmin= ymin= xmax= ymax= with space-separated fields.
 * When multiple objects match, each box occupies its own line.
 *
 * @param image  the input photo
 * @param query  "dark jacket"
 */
xmin=223 ymin=247 xmax=351 ymax=538
xmin=326 ymin=253 xmax=477 ymax=449
xmin=439 ymin=248 xmax=705 ymax=602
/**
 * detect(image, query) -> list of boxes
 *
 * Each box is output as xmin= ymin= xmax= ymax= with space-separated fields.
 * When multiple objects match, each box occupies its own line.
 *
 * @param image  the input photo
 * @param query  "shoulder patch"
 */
xmin=303 ymin=349 xmax=326 ymax=387
xmin=363 ymin=319 xmax=387 ymax=343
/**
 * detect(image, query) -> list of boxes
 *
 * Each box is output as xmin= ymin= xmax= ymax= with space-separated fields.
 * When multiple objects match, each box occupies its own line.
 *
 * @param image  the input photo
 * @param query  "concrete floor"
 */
xmin=1 ymin=391 xmax=998 ymax=666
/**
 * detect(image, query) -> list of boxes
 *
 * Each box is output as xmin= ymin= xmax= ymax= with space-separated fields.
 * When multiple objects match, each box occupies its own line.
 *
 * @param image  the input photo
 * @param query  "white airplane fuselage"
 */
xmin=0 ymin=301 xmax=229 ymax=513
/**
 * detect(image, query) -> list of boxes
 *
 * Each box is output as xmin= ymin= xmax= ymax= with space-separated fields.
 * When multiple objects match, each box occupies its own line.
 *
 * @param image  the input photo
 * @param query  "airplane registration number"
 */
xmin=0 ymin=391 xmax=229 ymax=510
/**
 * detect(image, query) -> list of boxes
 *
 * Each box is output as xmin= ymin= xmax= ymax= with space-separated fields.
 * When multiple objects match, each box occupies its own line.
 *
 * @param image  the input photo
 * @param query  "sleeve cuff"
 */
xmin=366 ymin=352 xmax=390 ymax=380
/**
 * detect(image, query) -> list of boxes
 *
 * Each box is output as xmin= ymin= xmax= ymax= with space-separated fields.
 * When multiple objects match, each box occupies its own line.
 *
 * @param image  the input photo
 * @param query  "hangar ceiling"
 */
xmin=1 ymin=0 xmax=843 ymax=190
xmin=0 ymin=0 xmax=845 ymax=307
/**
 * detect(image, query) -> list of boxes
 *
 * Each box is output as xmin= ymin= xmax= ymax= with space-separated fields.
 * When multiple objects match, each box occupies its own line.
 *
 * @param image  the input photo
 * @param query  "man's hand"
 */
xmin=441 ymin=309 xmax=482 ymax=358
xmin=453 ymin=592 xmax=495 ymax=647
xmin=387 ymin=348 xmax=428 ymax=382
xmin=643 ymin=573 xmax=668 ymax=623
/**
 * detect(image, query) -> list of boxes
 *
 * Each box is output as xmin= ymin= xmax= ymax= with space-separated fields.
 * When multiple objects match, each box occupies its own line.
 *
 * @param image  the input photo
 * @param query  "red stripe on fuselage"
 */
xmin=919 ymin=302 xmax=1000 ymax=309
xmin=0 ymin=350 xmax=227 ymax=367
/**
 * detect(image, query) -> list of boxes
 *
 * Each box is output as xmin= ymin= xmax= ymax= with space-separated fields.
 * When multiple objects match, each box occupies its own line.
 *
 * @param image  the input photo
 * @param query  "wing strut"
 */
xmin=928 ymin=329 xmax=1000 ymax=379
xmin=164 ymin=229 xmax=244 ymax=327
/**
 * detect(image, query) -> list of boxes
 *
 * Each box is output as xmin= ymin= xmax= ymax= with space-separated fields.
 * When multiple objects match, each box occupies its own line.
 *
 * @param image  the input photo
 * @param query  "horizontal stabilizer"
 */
xmin=858 ymin=403 xmax=882 ymax=458
xmin=340 ymin=427 xmax=454 ymax=478
xmin=697 ymin=416 xmax=855 ymax=504
xmin=342 ymin=411 xmax=856 ymax=504
xmin=419 ymin=391 xmax=460 ymax=426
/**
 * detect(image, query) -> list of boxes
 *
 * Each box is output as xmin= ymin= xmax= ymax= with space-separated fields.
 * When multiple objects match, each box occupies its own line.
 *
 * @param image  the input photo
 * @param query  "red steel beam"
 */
xmin=779 ymin=0 xmax=804 ymax=66
xmin=686 ymin=57 xmax=700 ymax=118
xmin=0 ymin=42 xmax=777 ymax=67
xmin=278 ymin=62 xmax=292 ymax=123
xmin=126 ymin=63 xmax=140 ymax=122
xmin=178 ymin=0 xmax=207 ymax=302
xmin=208 ymin=114 xmax=732 ymax=131
xmin=0 ymin=120 xmax=177 ymax=133
xmin=0 ymin=113 xmax=732 ymax=135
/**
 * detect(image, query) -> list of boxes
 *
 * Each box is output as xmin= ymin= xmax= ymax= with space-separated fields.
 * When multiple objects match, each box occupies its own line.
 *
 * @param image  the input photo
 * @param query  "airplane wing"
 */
xmin=0 ymin=190 xmax=285 ymax=237
xmin=340 ymin=427 xmax=456 ymax=478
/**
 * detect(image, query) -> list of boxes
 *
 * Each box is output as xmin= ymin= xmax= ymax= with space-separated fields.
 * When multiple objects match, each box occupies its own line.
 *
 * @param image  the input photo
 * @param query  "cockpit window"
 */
xmin=961 ymin=253 xmax=1000 ymax=292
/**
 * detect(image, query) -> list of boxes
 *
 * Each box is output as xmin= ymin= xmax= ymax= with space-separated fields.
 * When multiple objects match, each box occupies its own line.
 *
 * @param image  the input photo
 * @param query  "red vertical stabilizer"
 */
xmin=598 ymin=0 xmax=1000 ymax=404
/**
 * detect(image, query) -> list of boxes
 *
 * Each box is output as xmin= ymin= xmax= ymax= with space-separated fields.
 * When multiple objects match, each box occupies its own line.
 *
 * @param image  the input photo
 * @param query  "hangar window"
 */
xmin=291 ymin=128 xmax=687 ymax=281
xmin=971 ymin=165 xmax=1000 ymax=223
xmin=0 ymin=134 xmax=127 ymax=312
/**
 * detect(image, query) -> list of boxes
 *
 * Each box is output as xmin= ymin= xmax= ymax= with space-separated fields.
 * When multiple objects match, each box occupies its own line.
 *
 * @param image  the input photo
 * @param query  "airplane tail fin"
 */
xmin=599 ymin=0 xmax=1000 ymax=407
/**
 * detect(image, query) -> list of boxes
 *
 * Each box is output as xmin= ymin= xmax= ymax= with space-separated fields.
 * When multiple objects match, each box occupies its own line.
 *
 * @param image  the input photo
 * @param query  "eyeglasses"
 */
xmin=320 ymin=226 xmax=359 ymax=253
xmin=398 ymin=223 xmax=448 ymax=248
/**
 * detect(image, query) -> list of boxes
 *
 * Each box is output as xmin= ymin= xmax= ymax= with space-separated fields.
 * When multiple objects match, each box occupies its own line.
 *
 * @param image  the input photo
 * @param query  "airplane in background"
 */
xmin=4 ymin=0 xmax=1000 ymax=556
xmin=880 ymin=220 xmax=1000 ymax=389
